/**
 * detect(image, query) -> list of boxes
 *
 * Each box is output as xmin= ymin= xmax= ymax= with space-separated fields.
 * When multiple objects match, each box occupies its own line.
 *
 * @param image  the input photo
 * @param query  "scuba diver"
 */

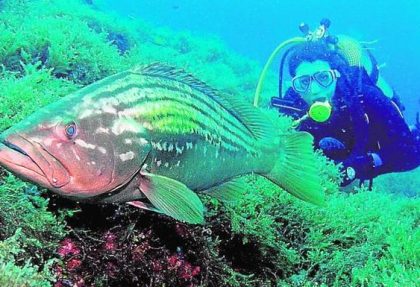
xmin=257 ymin=19 xmax=420 ymax=188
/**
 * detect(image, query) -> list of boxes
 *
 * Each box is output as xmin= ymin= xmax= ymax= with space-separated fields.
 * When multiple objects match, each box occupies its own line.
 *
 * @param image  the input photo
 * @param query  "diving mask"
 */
xmin=308 ymin=101 xmax=332 ymax=122
xmin=292 ymin=69 xmax=340 ymax=94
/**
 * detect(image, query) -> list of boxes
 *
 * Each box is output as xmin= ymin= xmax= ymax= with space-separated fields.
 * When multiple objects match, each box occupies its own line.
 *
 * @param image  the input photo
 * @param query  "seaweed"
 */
xmin=0 ymin=0 xmax=419 ymax=286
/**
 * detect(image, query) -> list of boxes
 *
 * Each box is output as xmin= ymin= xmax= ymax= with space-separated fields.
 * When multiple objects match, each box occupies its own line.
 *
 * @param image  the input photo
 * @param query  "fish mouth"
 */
xmin=2 ymin=140 xmax=29 ymax=156
xmin=0 ymin=135 xmax=70 ymax=189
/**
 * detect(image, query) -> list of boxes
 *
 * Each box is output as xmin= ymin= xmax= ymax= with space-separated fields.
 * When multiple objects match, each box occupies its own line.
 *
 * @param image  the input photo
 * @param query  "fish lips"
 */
xmin=0 ymin=135 xmax=70 ymax=189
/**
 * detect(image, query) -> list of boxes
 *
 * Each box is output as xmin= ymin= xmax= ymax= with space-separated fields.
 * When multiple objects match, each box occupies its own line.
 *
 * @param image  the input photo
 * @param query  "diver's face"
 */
xmin=293 ymin=60 xmax=337 ymax=105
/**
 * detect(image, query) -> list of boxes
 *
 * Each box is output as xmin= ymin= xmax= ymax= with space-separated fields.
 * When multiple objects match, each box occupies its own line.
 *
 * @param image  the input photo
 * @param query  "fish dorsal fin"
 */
xmin=220 ymin=96 xmax=276 ymax=142
xmin=132 ymin=63 xmax=220 ymax=100
xmin=132 ymin=63 xmax=275 ymax=142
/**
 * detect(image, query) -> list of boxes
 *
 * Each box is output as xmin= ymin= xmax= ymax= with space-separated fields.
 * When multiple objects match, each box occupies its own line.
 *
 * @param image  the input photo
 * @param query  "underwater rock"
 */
xmin=43 ymin=199 xmax=243 ymax=286
xmin=53 ymin=62 xmax=106 ymax=85
xmin=107 ymin=32 xmax=130 ymax=55
xmin=85 ymin=20 xmax=130 ymax=56
xmin=68 ymin=65 xmax=88 ymax=83
xmin=206 ymin=48 xmax=224 ymax=63
xmin=176 ymin=37 xmax=191 ymax=54
xmin=2 ymin=45 xmax=49 ymax=75
xmin=33 ymin=45 xmax=50 ymax=66
xmin=85 ymin=20 xmax=130 ymax=54
xmin=86 ymin=20 xmax=102 ymax=34
xmin=3 ymin=53 xmax=25 ymax=74
xmin=51 ymin=213 xmax=204 ymax=285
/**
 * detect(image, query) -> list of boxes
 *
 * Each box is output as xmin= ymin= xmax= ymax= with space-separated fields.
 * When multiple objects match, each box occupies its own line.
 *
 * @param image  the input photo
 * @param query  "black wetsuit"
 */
xmin=274 ymin=68 xmax=420 ymax=184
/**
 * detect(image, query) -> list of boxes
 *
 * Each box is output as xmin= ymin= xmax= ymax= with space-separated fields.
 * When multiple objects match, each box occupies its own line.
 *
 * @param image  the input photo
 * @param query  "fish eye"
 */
xmin=65 ymin=122 xmax=77 ymax=139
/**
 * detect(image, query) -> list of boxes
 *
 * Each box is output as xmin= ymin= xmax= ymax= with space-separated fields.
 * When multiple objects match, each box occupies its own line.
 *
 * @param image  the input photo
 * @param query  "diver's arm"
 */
xmin=363 ymin=86 xmax=420 ymax=175
xmin=343 ymin=85 xmax=419 ymax=183
xmin=339 ymin=87 xmax=373 ymax=185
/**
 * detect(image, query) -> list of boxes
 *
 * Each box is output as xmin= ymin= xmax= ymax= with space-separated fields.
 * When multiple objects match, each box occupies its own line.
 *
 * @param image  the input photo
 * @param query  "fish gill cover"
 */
xmin=0 ymin=0 xmax=418 ymax=286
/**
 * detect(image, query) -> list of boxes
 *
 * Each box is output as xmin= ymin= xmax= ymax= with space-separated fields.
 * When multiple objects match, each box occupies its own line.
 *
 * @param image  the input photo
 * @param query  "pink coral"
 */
xmin=66 ymin=258 xmax=82 ymax=271
xmin=167 ymin=254 xmax=183 ymax=269
xmin=131 ymin=242 xmax=151 ymax=262
xmin=103 ymin=231 xmax=118 ymax=251
xmin=180 ymin=263 xmax=201 ymax=280
xmin=106 ymin=262 xmax=118 ymax=278
xmin=58 ymin=238 xmax=80 ymax=257
xmin=152 ymin=260 xmax=163 ymax=272
xmin=175 ymin=223 xmax=189 ymax=238
xmin=167 ymin=253 xmax=201 ymax=280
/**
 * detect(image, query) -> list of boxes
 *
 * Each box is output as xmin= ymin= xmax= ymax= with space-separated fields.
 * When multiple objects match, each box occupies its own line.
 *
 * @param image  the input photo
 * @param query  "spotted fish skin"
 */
xmin=118 ymin=66 xmax=277 ymax=191
xmin=0 ymin=64 xmax=324 ymax=223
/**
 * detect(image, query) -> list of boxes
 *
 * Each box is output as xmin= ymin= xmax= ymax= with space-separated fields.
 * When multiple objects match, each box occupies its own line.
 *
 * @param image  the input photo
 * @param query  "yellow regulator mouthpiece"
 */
xmin=308 ymin=101 xmax=332 ymax=122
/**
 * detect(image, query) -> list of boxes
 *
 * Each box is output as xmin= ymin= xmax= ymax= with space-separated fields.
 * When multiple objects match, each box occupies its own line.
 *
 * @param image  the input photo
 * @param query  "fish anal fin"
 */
xmin=202 ymin=177 xmax=249 ymax=203
xmin=127 ymin=200 xmax=162 ymax=213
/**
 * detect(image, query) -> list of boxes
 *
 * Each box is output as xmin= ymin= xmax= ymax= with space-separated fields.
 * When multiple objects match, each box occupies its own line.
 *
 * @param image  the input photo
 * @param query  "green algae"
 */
xmin=0 ymin=0 xmax=418 ymax=286
xmin=0 ymin=173 xmax=67 ymax=286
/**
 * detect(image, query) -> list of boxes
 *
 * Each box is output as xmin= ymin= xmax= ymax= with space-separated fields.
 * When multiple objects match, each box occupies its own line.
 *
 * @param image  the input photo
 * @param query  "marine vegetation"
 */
xmin=0 ymin=0 xmax=419 ymax=286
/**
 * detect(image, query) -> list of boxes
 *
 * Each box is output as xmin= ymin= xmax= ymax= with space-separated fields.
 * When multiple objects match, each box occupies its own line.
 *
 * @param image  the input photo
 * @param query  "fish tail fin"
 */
xmin=264 ymin=132 xmax=325 ymax=206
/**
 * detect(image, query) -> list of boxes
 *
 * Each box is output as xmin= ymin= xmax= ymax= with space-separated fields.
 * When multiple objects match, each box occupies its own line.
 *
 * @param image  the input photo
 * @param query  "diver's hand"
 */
xmin=340 ymin=165 xmax=357 ymax=186
xmin=319 ymin=137 xmax=345 ymax=151
xmin=341 ymin=154 xmax=380 ymax=186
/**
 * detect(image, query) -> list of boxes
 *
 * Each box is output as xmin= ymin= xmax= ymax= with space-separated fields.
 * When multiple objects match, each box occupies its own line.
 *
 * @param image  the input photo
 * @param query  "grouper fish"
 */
xmin=0 ymin=64 xmax=324 ymax=224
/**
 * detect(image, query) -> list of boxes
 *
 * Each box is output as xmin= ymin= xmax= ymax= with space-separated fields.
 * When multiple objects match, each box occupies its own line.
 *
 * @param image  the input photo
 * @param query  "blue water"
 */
xmin=104 ymin=0 xmax=419 ymax=123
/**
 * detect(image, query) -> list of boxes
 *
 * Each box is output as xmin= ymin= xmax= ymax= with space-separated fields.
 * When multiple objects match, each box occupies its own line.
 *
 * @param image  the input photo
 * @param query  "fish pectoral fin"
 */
xmin=139 ymin=172 xmax=204 ymax=224
xmin=202 ymin=176 xmax=248 ymax=203
xmin=127 ymin=200 xmax=162 ymax=213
